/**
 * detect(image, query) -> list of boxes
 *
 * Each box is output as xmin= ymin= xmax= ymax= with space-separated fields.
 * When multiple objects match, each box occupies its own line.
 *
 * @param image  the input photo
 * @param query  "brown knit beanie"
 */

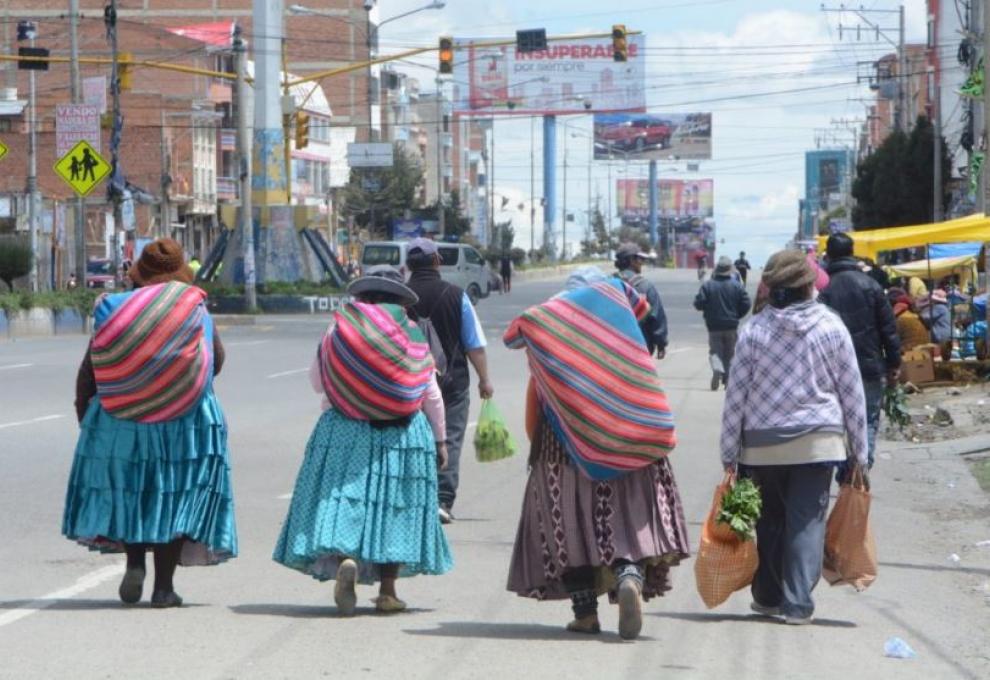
xmin=762 ymin=250 xmax=816 ymax=290
xmin=129 ymin=238 xmax=194 ymax=286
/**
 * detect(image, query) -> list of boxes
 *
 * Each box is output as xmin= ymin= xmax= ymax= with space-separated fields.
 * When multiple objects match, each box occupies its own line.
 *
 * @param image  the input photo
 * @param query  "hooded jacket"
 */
xmin=819 ymin=257 xmax=901 ymax=381
xmin=720 ymin=302 xmax=868 ymax=467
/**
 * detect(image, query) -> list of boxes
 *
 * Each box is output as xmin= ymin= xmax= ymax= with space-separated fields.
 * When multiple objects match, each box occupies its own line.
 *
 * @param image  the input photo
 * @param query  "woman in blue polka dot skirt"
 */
xmin=273 ymin=267 xmax=452 ymax=615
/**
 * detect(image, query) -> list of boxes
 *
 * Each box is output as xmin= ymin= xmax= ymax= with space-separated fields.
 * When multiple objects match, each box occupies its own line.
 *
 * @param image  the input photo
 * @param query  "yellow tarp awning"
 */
xmin=817 ymin=213 xmax=990 ymax=261
xmin=884 ymin=254 xmax=978 ymax=288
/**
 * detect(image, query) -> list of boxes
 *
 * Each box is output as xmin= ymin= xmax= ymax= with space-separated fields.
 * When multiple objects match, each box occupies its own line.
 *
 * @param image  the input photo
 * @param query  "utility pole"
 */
xmin=983 ymin=0 xmax=990 ymax=325
xmin=530 ymin=116 xmax=535 ymax=255
xmin=106 ymin=1 xmax=123 ymax=280
xmin=159 ymin=110 xmax=170 ymax=239
xmin=490 ymin=117 xmax=496 ymax=249
xmin=234 ymin=25 xmax=256 ymax=310
xmin=22 ymin=22 xmax=39 ymax=291
xmin=70 ymin=0 xmax=85 ymax=288
xmin=932 ymin=66 xmax=942 ymax=223
xmin=435 ymin=79 xmax=445 ymax=236
xmin=561 ymin=128 xmax=568 ymax=260
xmin=822 ymin=5 xmax=908 ymax=131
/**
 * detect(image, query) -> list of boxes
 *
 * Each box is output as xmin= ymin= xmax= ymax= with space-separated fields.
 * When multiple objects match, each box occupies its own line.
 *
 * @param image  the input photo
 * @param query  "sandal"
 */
xmin=372 ymin=594 xmax=407 ymax=613
xmin=334 ymin=559 xmax=358 ymax=616
xmin=566 ymin=616 xmax=601 ymax=634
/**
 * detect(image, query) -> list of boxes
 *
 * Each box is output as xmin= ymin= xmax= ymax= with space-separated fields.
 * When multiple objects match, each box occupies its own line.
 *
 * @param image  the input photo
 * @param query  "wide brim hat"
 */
xmin=616 ymin=242 xmax=655 ymax=261
xmin=347 ymin=265 xmax=419 ymax=306
xmin=128 ymin=238 xmax=194 ymax=286
xmin=762 ymin=249 xmax=816 ymax=290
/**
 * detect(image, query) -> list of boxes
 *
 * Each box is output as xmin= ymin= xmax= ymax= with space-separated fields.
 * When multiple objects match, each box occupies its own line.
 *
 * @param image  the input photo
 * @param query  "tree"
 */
xmin=0 ymin=237 xmax=31 ymax=291
xmin=852 ymin=116 xmax=951 ymax=229
xmin=436 ymin=189 xmax=471 ymax=239
xmin=581 ymin=203 xmax=613 ymax=256
xmin=343 ymin=145 xmax=424 ymax=237
xmin=484 ymin=220 xmax=514 ymax=264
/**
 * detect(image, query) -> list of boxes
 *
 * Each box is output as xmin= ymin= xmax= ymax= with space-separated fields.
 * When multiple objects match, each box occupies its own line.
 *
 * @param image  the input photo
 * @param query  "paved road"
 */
xmin=1 ymin=269 xmax=988 ymax=679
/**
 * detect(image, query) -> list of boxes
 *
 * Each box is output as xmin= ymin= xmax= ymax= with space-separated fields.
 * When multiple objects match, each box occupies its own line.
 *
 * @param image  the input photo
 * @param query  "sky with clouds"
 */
xmin=375 ymin=0 xmax=931 ymax=265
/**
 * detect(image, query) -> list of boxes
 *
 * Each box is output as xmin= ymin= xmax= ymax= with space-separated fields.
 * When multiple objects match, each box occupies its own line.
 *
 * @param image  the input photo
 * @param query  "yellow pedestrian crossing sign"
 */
xmin=54 ymin=140 xmax=110 ymax=197
xmin=0 ymin=141 xmax=7 ymax=161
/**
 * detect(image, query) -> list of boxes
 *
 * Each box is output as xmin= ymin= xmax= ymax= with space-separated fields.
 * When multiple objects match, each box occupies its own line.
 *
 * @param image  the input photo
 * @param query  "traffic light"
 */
xmin=119 ymin=52 xmax=133 ymax=91
xmin=295 ymin=112 xmax=310 ymax=149
xmin=438 ymin=36 xmax=454 ymax=75
xmin=612 ymin=24 xmax=628 ymax=62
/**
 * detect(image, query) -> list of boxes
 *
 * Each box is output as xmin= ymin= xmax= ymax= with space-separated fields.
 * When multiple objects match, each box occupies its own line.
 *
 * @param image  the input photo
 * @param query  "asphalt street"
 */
xmin=1 ymin=269 xmax=988 ymax=679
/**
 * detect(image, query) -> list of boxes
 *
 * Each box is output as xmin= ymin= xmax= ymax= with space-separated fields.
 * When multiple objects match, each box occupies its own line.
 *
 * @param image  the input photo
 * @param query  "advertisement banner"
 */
xmin=452 ymin=35 xmax=646 ymax=115
xmin=55 ymin=104 xmax=101 ymax=158
xmin=618 ymin=179 xmax=716 ymax=269
xmin=617 ymin=179 xmax=714 ymax=218
xmin=595 ymin=112 xmax=711 ymax=160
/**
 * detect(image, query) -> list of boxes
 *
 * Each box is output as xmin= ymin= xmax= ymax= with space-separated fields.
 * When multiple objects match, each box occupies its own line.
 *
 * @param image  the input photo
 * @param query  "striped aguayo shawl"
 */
xmin=319 ymin=302 xmax=434 ymax=421
xmin=504 ymin=279 xmax=676 ymax=480
xmin=91 ymin=282 xmax=212 ymax=423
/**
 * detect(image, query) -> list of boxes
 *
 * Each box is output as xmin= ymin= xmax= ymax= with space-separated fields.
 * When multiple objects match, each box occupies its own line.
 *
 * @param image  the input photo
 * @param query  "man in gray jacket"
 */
xmin=695 ymin=256 xmax=751 ymax=390
xmin=615 ymin=242 xmax=668 ymax=358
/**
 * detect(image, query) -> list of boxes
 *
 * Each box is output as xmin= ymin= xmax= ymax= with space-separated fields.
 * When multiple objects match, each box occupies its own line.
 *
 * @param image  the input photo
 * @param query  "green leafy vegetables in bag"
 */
xmin=474 ymin=399 xmax=517 ymax=462
xmin=716 ymin=478 xmax=762 ymax=542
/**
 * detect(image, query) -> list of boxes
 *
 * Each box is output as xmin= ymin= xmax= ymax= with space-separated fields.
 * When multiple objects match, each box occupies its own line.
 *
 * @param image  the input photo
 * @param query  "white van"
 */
xmin=360 ymin=241 xmax=492 ymax=303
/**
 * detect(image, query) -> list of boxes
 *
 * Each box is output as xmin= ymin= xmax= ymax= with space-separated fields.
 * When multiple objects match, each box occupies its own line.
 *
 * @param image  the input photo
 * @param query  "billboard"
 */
xmin=617 ymin=179 xmax=714 ymax=219
xmin=618 ymin=179 xmax=716 ymax=269
xmin=594 ymin=113 xmax=711 ymax=160
xmin=451 ymin=35 xmax=646 ymax=115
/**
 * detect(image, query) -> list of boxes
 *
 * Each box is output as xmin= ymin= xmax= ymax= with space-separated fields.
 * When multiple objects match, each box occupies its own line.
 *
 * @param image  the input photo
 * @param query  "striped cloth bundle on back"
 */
xmin=504 ymin=279 xmax=676 ymax=480
xmin=319 ymin=302 xmax=434 ymax=421
xmin=91 ymin=282 xmax=212 ymax=423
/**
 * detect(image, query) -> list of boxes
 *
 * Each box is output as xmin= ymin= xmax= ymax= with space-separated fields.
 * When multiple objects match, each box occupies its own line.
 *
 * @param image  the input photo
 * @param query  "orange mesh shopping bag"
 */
xmin=823 ymin=466 xmax=877 ymax=591
xmin=694 ymin=473 xmax=759 ymax=609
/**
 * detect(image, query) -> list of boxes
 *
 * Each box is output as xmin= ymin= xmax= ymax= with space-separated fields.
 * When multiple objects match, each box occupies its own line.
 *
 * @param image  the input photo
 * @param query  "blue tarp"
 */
xmin=929 ymin=242 xmax=983 ymax=258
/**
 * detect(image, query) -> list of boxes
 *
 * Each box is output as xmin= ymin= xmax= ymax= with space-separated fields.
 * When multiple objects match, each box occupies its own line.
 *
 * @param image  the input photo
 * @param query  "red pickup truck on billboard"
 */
xmin=598 ymin=118 xmax=673 ymax=152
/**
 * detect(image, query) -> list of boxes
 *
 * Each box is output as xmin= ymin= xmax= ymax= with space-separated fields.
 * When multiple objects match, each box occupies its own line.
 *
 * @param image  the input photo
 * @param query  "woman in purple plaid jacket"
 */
xmin=719 ymin=249 xmax=868 ymax=625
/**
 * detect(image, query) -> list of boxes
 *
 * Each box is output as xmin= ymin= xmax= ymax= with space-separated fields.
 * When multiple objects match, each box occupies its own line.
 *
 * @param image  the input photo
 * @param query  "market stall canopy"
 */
xmin=884 ymin=253 xmax=978 ymax=288
xmin=817 ymin=214 xmax=990 ymax=260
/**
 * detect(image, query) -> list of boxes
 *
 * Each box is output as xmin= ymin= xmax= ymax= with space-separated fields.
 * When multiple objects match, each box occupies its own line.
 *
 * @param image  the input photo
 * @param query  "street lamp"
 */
xmin=289 ymin=2 xmax=445 ymax=142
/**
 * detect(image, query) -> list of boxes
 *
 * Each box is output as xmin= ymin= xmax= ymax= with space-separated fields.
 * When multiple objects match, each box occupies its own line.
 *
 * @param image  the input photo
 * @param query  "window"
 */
xmin=464 ymin=248 xmax=482 ymax=265
xmin=362 ymin=244 xmax=400 ymax=266
xmin=438 ymin=246 xmax=459 ymax=266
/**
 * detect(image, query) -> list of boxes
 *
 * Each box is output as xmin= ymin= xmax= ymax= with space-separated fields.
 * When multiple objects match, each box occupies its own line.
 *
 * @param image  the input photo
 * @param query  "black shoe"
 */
xmin=118 ymin=567 xmax=145 ymax=604
xmin=150 ymin=590 xmax=183 ymax=608
xmin=710 ymin=373 xmax=721 ymax=391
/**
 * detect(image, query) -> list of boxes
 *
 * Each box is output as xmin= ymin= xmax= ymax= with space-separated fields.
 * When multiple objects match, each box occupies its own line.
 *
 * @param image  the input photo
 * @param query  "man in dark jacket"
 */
xmin=615 ymin=242 xmax=668 ymax=358
xmin=734 ymin=251 xmax=752 ymax=285
xmin=695 ymin=256 xmax=751 ymax=390
xmin=820 ymin=233 xmax=901 ymax=468
xmin=406 ymin=238 xmax=494 ymax=524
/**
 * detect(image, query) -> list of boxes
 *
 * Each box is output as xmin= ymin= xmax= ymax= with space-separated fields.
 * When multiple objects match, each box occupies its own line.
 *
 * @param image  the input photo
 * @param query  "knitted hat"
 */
xmin=762 ymin=250 xmax=816 ymax=290
xmin=129 ymin=238 xmax=194 ymax=286
xmin=715 ymin=256 xmax=733 ymax=273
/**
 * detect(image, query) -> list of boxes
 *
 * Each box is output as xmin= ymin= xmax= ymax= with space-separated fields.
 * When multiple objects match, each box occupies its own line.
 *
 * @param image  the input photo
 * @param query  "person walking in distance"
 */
xmin=819 ymin=233 xmax=900 ymax=473
xmin=734 ymin=251 xmax=752 ymax=285
xmin=614 ymin=242 xmax=668 ymax=358
xmin=406 ymin=238 xmax=494 ymax=524
xmin=62 ymin=239 xmax=237 ymax=608
xmin=272 ymin=268 xmax=452 ymax=614
xmin=720 ymin=250 xmax=867 ymax=625
xmin=694 ymin=256 xmax=751 ymax=390
xmin=500 ymin=253 xmax=512 ymax=294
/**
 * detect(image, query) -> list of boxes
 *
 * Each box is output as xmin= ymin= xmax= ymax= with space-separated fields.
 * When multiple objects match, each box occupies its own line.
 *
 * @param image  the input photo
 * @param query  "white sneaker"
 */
xmin=784 ymin=615 xmax=813 ymax=625
xmin=334 ymin=559 xmax=358 ymax=616
xmin=438 ymin=505 xmax=453 ymax=525
xmin=750 ymin=601 xmax=781 ymax=618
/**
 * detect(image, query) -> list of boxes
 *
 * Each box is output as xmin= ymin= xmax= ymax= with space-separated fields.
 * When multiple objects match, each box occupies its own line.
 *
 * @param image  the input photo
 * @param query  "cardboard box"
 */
xmin=900 ymin=349 xmax=935 ymax=384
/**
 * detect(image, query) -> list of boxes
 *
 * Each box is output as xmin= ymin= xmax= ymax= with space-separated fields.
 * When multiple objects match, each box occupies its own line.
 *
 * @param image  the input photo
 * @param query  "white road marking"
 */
xmin=0 ymin=414 xmax=67 ymax=431
xmin=665 ymin=346 xmax=703 ymax=355
xmin=0 ymin=564 xmax=123 ymax=628
xmin=0 ymin=363 xmax=33 ymax=371
xmin=267 ymin=368 xmax=308 ymax=379
xmin=225 ymin=340 xmax=270 ymax=347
